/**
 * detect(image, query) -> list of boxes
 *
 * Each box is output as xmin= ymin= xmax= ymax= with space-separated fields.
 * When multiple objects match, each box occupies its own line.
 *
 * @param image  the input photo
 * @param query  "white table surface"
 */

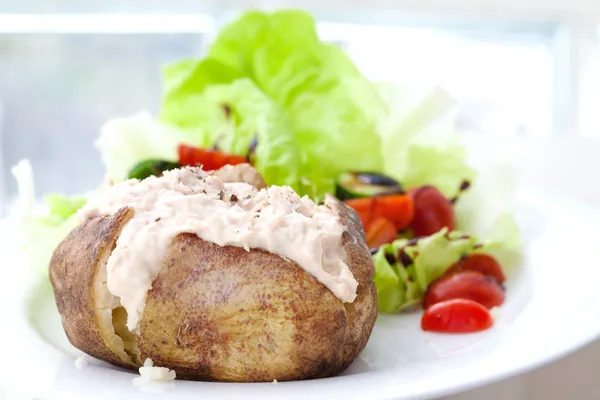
xmin=440 ymin=134 xmax=600 ymax=400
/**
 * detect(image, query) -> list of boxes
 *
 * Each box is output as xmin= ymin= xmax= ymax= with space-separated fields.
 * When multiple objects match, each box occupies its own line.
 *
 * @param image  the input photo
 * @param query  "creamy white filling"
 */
xmin=81 ymin=166 xmax=357 ymax=330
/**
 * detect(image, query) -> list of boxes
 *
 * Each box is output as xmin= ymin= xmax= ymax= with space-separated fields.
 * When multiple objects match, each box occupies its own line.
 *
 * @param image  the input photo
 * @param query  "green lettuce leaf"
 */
xmin=160 ymin=59 xmax=244 ymax=130
xmin=373 ymin=228 xmax=481 ymax=313
xmin=96 ymin=111 xmax=203 ymax=182
xmin=159 ymin=9 xmax=386 ymax=199
xmin=372 ymin=249 xmax=403 ymax=313
xmin=455 ymin=151 xmax=522 ymax=274
xmin=12 ymin=160 xmax=84 ymax=276
xmin=406 ymin=229 xmax=479 ymax=292
xmin=202 ymin=79 xmax=306 ymax=192
xmin=44 ymin=194 xmax=87 ymax=220
xmin=377 ymin=84 xmax=476 ymax=198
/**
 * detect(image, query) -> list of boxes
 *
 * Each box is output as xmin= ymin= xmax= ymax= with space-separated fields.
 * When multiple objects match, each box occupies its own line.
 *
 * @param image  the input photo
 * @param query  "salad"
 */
xmin=13 ymin=9 xmax=521 ymax=334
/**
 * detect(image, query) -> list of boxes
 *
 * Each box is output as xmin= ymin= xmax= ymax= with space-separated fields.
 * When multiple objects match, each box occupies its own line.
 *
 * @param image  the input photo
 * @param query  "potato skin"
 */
xmin=49 ymin=207 xmax=136 ymax=369
xmin=50 ymin=196 xmax=377 ymax=381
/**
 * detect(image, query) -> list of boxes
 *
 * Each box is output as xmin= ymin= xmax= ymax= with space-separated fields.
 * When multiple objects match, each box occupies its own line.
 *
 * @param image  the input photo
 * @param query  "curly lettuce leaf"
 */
xmin=197 ymin=79 xmax=306 ymax=192
xmin=209 ymin=11 xmax=386 ymax=174
xmin=12 ymin=160 xmax=84 ymax=276
xmin=373 ymin=228 xmax=481 ymax=313
xmin=160 ymin=59 xmax=244 ymax=129
xmin=372 ymin=249 xmax=403 ymax=313
xmin=209 ymin=10 xmax=319 ymax=81
xmin=406 ymin=229 xmax=479 ymax=292
xmin=455 ymin=148 xmax=522 ymax=274
xmin=96 ymin=111 xmax=203 ymax=182
xmin=377 ymin=84 xmax=476 ymax=198
xmin=159 ymin=10 xmax=386 ymax=199
xmin=44 ymin=194 xmax=86 ymax=220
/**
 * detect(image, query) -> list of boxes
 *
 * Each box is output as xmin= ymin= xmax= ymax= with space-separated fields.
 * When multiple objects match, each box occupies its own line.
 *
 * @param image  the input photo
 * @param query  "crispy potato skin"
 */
xmin=50 ymin=196 xmax=377 ymax=382
xmin=49 ymin=207 xmax=136 ymax=369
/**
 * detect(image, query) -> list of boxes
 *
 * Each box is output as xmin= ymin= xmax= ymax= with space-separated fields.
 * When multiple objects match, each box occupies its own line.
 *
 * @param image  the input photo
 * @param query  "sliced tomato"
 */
xmin=365 ymin=217 xmax=398 ymax=249
xmin=177 ymin=144 xmax=199 ymax=167
xmin=344 ymin=194 xmax=414 ymax=230
xmin=224 ymin=154 xmax=248 ymax=165
xmin=177 ymin=144 xmax=247 ymax=171
xmin=373 ymin=195 xmax=415 ymax=230
xmin=408 ymin=186 xmax=455 ymax=237
xmin=446 ymin=253 xmax=506 ymax=284
xmin=421 ymin=299 xmax=494 ymax=333
xmin=423 ymin=270 xmax=505 ymax=310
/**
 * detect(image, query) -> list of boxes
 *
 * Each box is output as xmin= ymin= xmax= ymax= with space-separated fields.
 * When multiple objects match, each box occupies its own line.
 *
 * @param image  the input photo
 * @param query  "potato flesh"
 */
xmin=92 ymin=234 xmax=140 ymax=364
xmin=112 ymin=307 xmax=140 ymax=364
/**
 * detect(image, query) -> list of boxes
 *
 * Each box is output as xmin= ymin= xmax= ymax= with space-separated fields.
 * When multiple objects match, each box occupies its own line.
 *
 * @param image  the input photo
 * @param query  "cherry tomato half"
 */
xmin=423 ymin=270 xmax=505 ymax=310
xmin=421 ymin=299 xmax=493 ymax=333
xmin=446 ymin=253 xmax=506 ymax=285
xmin=408 ymin=185 xmax=455 ymax=237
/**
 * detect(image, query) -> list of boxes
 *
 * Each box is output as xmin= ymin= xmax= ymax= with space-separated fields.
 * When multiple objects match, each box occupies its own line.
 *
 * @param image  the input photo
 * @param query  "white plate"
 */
xmin=0 ymin=188 xmax=599 ymax=400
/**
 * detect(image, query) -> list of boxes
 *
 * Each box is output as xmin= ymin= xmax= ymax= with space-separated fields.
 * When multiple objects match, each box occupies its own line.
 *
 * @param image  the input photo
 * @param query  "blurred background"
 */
xmin=4 ymin=0 xmax=600 ymax=203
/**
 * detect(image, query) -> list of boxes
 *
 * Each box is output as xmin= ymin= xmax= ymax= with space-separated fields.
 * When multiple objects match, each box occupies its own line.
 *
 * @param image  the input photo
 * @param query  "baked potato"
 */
xmin=49 ymin=166 xmax=377 ymax=382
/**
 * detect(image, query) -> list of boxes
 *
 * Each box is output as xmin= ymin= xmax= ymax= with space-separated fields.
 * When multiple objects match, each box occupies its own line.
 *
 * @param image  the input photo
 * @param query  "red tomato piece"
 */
xmin=446 ymin=253 xmax=506 ymax=284
xmin=177 ymin=144 xmax=197 ymax=166
xmin=365 ymin=217 xmax=398 ymax=249
xmin=423 ymin=270 xmax=505 ymax=310
xmin=421 ymin=299 xmax=494 ymax=333
xmin=224 ymin=154 xmax=249 ymax=165
xmin=371 ymin=195 xmax=415 ymax=230
xmin=177 ymin=144 xmax=247 ymax=171
xmin=408 ymin=186 xmax=455 ymax=237
xmin=204 ymin=150 xmax=227 ymax=171
xmin=344 ymin=195 xmax=414 ymax=231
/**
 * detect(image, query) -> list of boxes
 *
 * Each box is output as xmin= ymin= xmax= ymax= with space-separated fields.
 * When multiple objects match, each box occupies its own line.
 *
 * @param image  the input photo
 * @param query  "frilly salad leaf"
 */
xmin=454 ymin=148 xmax=523 ymax=274
xmin=164 ymin=78 xmax=306 ymax=193
xmin=11 ymin=160 xmax=84 ymax=276
xmin=44 ymin=194 xmax=87 ymax=220
xmin=372 ymin=250 xmax=404 ymax=313
xmin=158 ymin=9 xmax=386 ymax=200
xmin=96 ymin=111 xmax=202 ymax=183
xmin=373 ymin=228 xmax=483 ymax=313
xmin=376 ymin=84 xmax=477 ymax=198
